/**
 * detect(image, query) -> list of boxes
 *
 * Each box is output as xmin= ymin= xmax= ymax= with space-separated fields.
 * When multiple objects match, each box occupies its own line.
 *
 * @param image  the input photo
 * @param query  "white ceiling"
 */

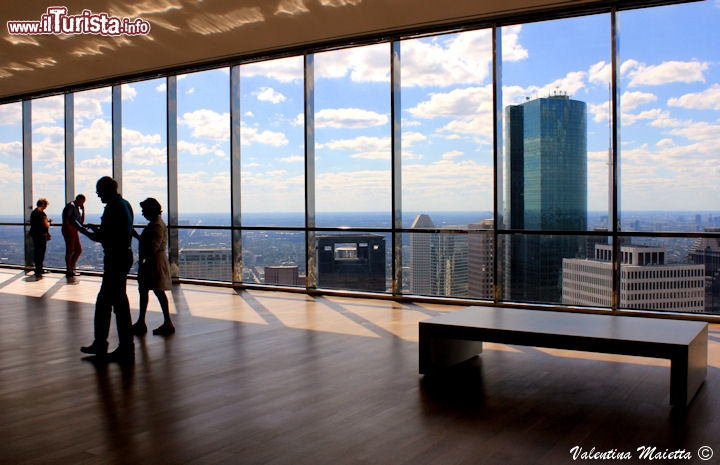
xmin=0 ymin=0 xmax=668 ymax=102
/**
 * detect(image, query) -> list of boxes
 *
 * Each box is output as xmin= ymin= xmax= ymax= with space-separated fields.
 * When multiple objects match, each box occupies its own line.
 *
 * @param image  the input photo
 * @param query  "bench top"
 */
xmin=421 ymin=306 xmax=707 ymax=349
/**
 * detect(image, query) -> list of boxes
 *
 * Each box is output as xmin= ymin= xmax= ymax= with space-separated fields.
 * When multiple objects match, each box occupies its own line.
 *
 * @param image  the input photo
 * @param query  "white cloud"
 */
xmin=241 ymin=56 xmax=304 ymax=83
xmin=442 ymin=150 xmax=463 ymax=159
xmin=622 ymin=59 xmax=709 ymax=87
xmin=0 ymin=141 xmax=22 ymax=160
xmin=121 ymin=83 xmax=138 ymax=100
xmin=315 ymin=108 xmax=388 ymax=128
xmin=279 ymin=155 xmax=304 ymax=163
xmin=242 ymin=124 xmax=289 ymax=146
xmin=321 ymin=135 xmax=389 ymax=152
xmin=124 ymin=146 xmax=166 ymax=166
xmin=122 ymin=127 xmax=162 ymax=146
xmin=409 ymin=86 xmax=492 ymax=119
xmin=255 ymin=86 xmax=287 ymax=103
xmin=668 ymin=84 xmax=720 ymax=110
xmin=588 ymin=61 xmax=611 ymax=86
xmin=0 ymin=102 xmax=21 ymax=125
xmin=76 ymin=118 xmax=111 ymax=149
xmin=74 ymin=88 xmax=111 ymax=119
xmin=621 ymin=91 xmax=657 ymax=111
xmin=181 ymin=109 xmax=229 ymax=141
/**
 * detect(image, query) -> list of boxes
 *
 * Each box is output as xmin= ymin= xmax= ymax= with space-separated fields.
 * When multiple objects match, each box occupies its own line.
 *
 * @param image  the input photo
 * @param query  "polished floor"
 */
xmin=1 ymin=269 xmax=720 ymax=465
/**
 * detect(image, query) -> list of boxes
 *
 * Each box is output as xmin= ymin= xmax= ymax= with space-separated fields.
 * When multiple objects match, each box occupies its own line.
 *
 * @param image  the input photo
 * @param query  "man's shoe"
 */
xmin=153 ymin=324 xmax=175 ymax=336
xmin=132 ymin=322 xmax=147 ymax=336
xmin=80 ymin=342 xmax=108 ymax=355
xmin=106 ymin=348 xmax=135 ymax=364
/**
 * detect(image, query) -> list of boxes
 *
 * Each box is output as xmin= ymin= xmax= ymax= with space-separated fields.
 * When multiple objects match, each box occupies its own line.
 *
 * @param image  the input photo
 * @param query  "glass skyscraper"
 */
xmin=504 ymin=94 xmax=588 ymax=302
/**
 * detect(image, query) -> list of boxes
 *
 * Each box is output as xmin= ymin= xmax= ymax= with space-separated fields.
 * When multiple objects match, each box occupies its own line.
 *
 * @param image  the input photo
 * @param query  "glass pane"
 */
xmin=400 ymin=30 xmax=494 ymax=229
xmin=500 ymin=14 xmax=611 ymax=304
xmin=241 ymin=57 xmax=305 ymax=226
xmin=32 ymin=96 xmax=65 ymax=270
xmin=242 ymin=230 xmax=306 ymax=286
xmin=177 ymin=227 xmax=232 ymax=281
xmin=177 ymin=69 xmax=230 ymax=227
xmin=74 ymin=87 xmax=112 ymax=272
xmin=122 ymin=79 xmax=168 ymax=224
xmin=0 ymin=226 xmax=25 ymax=266
xmin=314 ymin=44 xmax=392 ymax=228
xmin=619 ymin=2 xmax=720 ymax=232
xmin=32 ymin=96 xmax=64 ymax=219
xmin=0 ymin=102 xmax=23 ymax=222
xmin=316 ymin=231 xmax=390 ymax=293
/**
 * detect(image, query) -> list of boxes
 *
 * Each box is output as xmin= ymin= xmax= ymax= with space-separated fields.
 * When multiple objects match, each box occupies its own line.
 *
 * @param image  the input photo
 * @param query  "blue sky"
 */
xmin=0 ymin=0 xmax=719 ymax=227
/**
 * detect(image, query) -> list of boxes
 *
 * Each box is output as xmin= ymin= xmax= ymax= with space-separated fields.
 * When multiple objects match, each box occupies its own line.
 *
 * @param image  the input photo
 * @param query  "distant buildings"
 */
xmin=563 ymin=243 xmax=705 ymax=312
xmin=409 ymin=214 xmax=493 ymax=299
xmin=504 ymin=94 xmax=588 ymax=302
xmin=688 ymin=228 xmax=720 ymax=312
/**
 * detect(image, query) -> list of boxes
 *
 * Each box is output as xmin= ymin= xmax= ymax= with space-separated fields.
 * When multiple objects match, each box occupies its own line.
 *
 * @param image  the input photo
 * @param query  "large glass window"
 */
xmin=619 ymin=2 xmax=720 ymax=232
xmin=74 ymin=87 xmax=112 ymax=271
xmin=499 ymin=14 xmax=611 ymax=305
xmin=400 ymin=30 xmax=495 ymax=298
xmin=177 ymin=69 xmax=230 ymax=227
xmin=32 ymin=95 xmax=65 ymax=269
xmin=314 ymin=44 xmax=392 ymax=229
xmin=122 ymin=80 xmax=168 ymax=222
xmin=177 ymin=69 xmax=231 ymax=281
xmin=0 ymin=102 xmax=24 ymax=265
xmin=240 ymin=57 xmax=305 ymax=226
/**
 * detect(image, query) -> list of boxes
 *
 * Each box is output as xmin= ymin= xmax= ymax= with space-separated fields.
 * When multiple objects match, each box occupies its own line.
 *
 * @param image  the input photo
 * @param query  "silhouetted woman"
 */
xmin=132 ymin=198 xmax=175 ymax=336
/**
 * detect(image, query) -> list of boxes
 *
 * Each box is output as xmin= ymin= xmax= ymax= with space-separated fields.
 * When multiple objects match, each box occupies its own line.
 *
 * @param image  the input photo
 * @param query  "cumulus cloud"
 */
xmin=622 ymin=59 xmax=709 ymax=87
xmin=667 ymin=84 xmax=720 ymax=110
xmin=123 ymin=127 xmax=162 ymax=146
xmin=255 ymin=87 xmax=287 ymax=103
xmin=181 ymin=109 xmax=229 ymax=141
xmin=76 ymin=119 xmax=111 ymax=149
xmin=315 ymin=108 xmax=388 ymax=128
xmin=621 ymin=91 xmax=657 ymax=111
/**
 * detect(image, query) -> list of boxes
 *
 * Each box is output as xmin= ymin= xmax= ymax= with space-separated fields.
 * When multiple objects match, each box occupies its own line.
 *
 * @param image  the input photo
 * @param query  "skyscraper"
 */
xmin=504 ymin=94 xmax=587 ymax=302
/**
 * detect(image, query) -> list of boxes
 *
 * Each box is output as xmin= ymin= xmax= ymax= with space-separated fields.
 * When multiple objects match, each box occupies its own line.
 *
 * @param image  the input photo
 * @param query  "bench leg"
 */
xmin=419 ymin=327 xmax=483 ymax=375
xmin=669 ymin=326 xmax=707 ymax=406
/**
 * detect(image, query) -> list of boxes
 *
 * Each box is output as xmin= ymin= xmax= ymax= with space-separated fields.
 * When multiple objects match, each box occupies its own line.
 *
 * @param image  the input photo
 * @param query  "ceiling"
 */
xmin=0 ymin=0 xmax=668 ymax=103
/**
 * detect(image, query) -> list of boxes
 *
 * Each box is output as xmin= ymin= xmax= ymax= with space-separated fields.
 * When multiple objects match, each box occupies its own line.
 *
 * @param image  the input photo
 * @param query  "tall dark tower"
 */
xmin=504 ymin=94 xmax=587 ymax=303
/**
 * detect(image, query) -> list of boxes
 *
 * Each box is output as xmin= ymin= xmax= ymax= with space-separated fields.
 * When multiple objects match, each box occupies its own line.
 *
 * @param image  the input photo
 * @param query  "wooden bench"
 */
xmin=419 ymin=306 xmax=708 ymax=406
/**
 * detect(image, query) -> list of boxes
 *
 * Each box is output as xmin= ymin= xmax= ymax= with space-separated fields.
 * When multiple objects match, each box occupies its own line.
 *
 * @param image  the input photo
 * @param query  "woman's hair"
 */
xmin=139 ymin=197 xmax=162 ymax=217
xmin=36 ymin=198 xmax=49 ymax=208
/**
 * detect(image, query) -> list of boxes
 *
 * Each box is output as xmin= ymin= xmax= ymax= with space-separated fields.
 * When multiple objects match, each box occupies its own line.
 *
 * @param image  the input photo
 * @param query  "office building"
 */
xmin=317 ymin=234 xmax=386 ymax=292
xmin=409 ymin=214 xmax=436 ymax=295
xmin=468 ymin=219 xmax=494 ymax=299
xmin=563 ymin=244 xmax=705 ymax=312
xmin=178 ymin=248 xmax=232 ymax=281
xmin=504 ymin=94 xmax=588 ymax=302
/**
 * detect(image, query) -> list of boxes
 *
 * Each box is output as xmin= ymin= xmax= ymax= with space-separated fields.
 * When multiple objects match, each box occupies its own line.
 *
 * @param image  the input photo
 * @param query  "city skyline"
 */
xmin=0 ymin=2 xmax=718 ymax=226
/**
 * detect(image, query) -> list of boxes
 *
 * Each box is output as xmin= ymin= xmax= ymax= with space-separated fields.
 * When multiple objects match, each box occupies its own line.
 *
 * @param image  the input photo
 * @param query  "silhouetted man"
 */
xmin=62 ymin=194 xmax=86 ymax=278
xmin=80 ymin=177 xmax=135 ymax=363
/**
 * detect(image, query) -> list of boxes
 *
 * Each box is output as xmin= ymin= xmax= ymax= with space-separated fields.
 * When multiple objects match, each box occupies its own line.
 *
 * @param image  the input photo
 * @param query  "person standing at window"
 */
xmin=132 ymin=197 xmax=175 ymax=336
xmin=62 ymin=194 xmax=86 ymax=279
xmin=29 ymin=198 xmax=52 ymax=279
xmin=79 ymin=177 xmax=135 ymax=364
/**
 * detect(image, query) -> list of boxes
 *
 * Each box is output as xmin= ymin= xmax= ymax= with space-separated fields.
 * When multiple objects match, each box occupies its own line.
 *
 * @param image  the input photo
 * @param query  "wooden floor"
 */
xmin=1 ymin=269 xmax=720 ymax=465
